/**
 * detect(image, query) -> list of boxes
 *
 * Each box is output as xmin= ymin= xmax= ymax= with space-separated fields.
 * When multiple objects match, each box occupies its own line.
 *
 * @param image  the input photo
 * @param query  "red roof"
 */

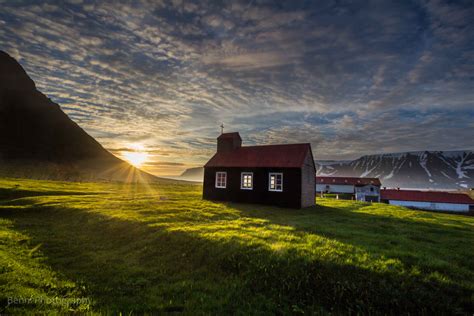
xmin=316 ymin=176 xmax=381 ymax=186
xmin=204 ymin=143 xmax=313 ymax=168
xmin=381 ymin=189 xmax=474 ymax=204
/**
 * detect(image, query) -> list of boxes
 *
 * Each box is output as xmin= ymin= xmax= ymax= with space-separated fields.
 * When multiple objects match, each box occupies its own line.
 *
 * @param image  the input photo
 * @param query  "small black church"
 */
xmin=203 ymin=132 xmax=316 ymax=208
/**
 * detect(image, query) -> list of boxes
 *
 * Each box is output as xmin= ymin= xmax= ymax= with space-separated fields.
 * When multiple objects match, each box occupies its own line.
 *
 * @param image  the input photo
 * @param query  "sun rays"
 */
xmin=123 ymin=151 xmax=148 ymax=167
xmin=121 ymin=144 xmax=149 ymax=168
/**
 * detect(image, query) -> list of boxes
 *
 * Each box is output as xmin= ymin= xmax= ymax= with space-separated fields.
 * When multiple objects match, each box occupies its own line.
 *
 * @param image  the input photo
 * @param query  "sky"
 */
xmin=0 ymin=0 xmax=473 ymax=176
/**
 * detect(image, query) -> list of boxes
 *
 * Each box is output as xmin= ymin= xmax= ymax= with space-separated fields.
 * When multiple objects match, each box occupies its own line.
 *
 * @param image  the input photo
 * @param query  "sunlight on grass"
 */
xmin=0 ymin=177 xmax=473 ymax=314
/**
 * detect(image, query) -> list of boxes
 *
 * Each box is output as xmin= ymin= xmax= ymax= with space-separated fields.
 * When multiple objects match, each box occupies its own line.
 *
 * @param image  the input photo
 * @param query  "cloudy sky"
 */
xmin=1 ymin=0 xmax=473 ymax=175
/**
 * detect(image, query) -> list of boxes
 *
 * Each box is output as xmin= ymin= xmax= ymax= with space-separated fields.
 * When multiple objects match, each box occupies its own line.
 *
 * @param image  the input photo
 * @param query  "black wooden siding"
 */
xmin=203 ymin=167 xmax=303 ymax=208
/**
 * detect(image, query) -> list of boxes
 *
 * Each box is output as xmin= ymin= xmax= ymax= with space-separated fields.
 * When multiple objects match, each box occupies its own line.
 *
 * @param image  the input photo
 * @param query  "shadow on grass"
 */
xmin=229 ymin=200 xmax=474 ymax=239
xmin=228 ymin=201 xmax=474 ymax=276
xmin=1 ymin=202 xmax=473 ymax=314
xmin=0 ymin=187 xmax=98 ymax=201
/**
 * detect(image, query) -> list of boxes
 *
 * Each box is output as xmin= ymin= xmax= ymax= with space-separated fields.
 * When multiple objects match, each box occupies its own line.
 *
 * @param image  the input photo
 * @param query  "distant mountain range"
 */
xmin=317 ymin=151 xmax=474 ymax=189
xmin=177 ymin=167 xmax=204 ymax=182
xmin=179 ymin=150 xmax=474 ymax=189
xmin=0 ymin=50 xmax=156 ymax=182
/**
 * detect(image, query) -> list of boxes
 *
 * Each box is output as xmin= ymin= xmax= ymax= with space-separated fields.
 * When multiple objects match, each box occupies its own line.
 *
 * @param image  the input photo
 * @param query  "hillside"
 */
xmin=178 ymin=166 xmax=204 ymax=181
xmin=317 ymin=150 xmax=474 ymax=189
xmin=0 ymin=51 xmax=156 ymax=182
xmin=1 ymin=177 xmax=473 ymax=314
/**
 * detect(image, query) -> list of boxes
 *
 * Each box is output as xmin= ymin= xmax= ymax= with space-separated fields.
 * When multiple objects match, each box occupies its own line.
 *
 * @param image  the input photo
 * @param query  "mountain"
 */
xmin=316 ymin=151 xmax=474 ymax=189
xmin=0 ymin=50 xmax=156 ymax=182
xmin=178 ymin=167 xmax=204 ymax=182
xmin=180 ymin=150 xmax=474 ymax=189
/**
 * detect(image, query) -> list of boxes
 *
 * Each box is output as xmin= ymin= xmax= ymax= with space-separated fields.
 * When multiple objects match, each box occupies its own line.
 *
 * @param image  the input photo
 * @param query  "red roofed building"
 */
xmin=203 ymin=132 xmax=316 ymax=208
xmin=381 ymin=189 xmax=474 ymax=213
xmin=316 ymin=176 xmax=381 ymax=202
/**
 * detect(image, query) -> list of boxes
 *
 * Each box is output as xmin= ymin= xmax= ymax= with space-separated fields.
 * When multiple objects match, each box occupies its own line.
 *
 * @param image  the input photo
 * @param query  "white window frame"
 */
xmin=215 ymin=171 xmax=227 ymax=188
xmin=268 ymin=173 xmax=283 ymax=192
xmin=240 ymin=172 xmax=253 ymax=190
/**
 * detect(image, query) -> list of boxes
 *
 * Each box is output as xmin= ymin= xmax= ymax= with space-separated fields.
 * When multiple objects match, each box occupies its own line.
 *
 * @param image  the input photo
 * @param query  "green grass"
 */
xmin=0 ymin=177 xmax=473 ymax=314
xmin=319 ymin=193 xmax=354 ymax=200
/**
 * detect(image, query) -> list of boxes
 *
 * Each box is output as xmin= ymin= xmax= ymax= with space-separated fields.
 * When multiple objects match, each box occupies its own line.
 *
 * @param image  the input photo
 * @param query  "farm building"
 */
xmin=381 ymin=189 xmax=474 ymax=213
xmin=203 ymin=132 xmax=316 ymax=208
xmin=316 ymin=176 xmax=381 ymax=202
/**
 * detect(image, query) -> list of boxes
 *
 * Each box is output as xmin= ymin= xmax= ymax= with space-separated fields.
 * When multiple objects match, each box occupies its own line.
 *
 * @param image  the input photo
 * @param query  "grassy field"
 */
xmin=0 ymin=177 xmax=473 ymax=314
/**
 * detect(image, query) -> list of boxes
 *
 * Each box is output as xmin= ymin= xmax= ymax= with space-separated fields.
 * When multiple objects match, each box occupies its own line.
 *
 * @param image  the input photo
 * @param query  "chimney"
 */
xmin=217 ymin=132 xmax=242 ymax=152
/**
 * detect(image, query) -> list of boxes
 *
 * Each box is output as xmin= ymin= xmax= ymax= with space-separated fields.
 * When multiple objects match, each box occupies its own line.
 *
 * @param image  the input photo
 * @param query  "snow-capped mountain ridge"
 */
xmin=358 ymin=150 xmax=469 ymax=159
xmin=316 ymin=150 xmax=474 ymax=189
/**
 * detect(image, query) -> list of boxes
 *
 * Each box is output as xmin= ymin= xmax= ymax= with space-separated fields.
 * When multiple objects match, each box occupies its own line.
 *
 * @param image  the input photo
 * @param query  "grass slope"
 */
xmin=0 ymin=178 xmax=473 ymax=314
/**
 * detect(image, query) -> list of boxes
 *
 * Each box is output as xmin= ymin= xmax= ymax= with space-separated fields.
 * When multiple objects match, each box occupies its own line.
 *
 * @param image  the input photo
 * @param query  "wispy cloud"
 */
xmin=1 ymin=0 xmax=472 ymax=175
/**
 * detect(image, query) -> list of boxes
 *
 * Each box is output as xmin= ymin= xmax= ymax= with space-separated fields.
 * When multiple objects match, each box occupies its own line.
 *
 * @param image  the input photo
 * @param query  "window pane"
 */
xmin=270 ymin=175 xmax=275 ymax=189
xmin=216 ymin=172 xmax=226 ymax=188
xmin=242 ymin=174 xmax=252 ymax=188
xmin=269 ymin=173 xmax=283 ymax=191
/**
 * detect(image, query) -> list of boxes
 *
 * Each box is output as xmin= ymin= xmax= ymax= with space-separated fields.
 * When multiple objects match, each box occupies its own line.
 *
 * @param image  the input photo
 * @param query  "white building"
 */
xmin=316 ymin=176 xmax=381 ymax=202
xmin=381 ymin=189 xmax=474 ymax=213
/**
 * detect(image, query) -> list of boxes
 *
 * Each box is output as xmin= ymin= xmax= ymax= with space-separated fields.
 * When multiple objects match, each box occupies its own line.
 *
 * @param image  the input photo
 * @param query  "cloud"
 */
xmin=0 ymin=0 xmax=472 ymax=174
xmin=203 ymin=50 xmax=300 ymax=70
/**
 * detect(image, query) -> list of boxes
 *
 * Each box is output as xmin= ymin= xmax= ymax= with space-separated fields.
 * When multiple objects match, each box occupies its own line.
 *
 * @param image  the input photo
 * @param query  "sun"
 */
xmin=122 ymin=144 xmax=148 ymax=168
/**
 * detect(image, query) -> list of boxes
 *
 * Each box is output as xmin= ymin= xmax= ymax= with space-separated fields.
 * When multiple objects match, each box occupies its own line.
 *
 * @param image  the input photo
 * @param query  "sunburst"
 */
xmin=122 ymin=143 xmax=148 ymax=168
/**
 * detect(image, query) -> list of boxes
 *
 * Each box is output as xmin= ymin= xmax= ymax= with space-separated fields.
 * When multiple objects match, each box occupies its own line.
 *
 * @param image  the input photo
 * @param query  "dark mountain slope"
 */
xmin=0 ymin=51 xmax=36 ymax=91
xmin=0 ymin=50 xmax=156 ymax=182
